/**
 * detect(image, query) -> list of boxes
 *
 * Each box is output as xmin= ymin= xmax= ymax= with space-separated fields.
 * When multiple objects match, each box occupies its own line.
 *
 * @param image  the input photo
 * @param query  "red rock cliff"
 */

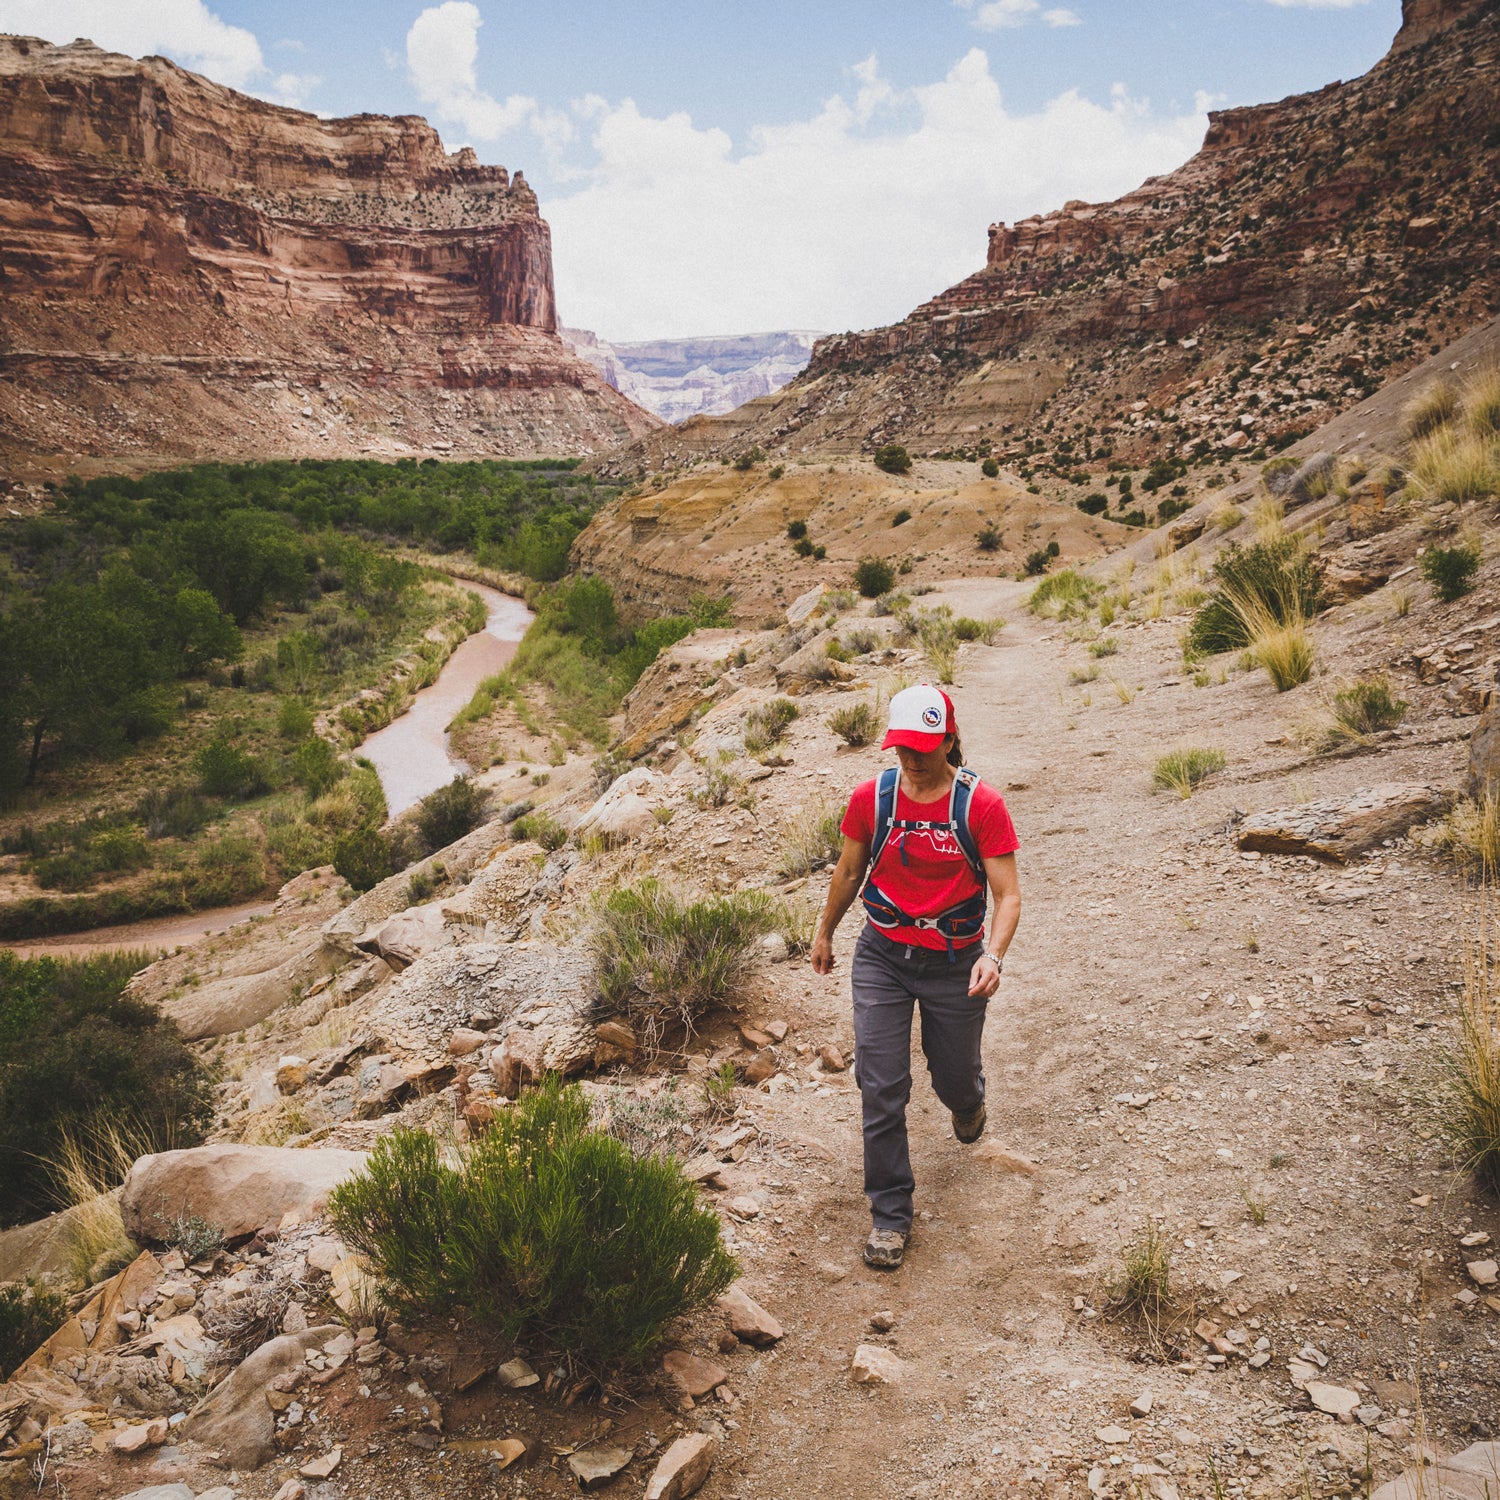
xmin=0 ymin=36 xmax=659 ymax=473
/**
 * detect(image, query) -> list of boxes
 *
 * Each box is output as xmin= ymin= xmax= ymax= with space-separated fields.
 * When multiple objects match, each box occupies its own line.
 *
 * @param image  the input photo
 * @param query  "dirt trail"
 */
xmin=704 ymin=576 xmax=1490 ymax=1500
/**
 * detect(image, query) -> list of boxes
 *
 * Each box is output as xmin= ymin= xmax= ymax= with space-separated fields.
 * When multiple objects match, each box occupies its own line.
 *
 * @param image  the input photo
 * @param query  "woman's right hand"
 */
xmin=810 ymin=934 xmax=836 ymax=974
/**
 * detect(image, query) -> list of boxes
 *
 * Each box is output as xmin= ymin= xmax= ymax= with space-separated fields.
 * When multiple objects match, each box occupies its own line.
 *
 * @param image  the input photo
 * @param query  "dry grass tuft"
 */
xmin=1446 ymin=896 xmax=1500 ymax=1193
xmin=47 ymin=1118 xmax=157 ymax=1285
xmin=1411 ymin=428 xmax=1497 ymax=504
xmin=1404 ymin=382 xmax=1459 ymax=442
xmin=1152 ymin=747 xmax=1226 ymax=798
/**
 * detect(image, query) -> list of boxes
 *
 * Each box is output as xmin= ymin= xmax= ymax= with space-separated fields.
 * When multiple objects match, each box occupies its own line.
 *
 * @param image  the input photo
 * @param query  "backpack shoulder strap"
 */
xmin=868 ymin=767 xmax=900 ymax=872
xmin=949 ymin=767 xmax=983 ymax=877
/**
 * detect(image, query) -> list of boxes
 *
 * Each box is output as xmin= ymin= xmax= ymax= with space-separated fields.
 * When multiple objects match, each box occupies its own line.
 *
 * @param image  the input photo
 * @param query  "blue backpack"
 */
xmin=859 ymin=766 xmax=987 ymax=958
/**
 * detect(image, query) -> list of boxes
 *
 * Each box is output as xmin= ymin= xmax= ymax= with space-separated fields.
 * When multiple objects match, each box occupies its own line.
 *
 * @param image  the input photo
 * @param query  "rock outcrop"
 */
xmin=0 ymin=36 xmax=660 ymax=474
xmin=614 ymin=0 xmax=1499 ymax=471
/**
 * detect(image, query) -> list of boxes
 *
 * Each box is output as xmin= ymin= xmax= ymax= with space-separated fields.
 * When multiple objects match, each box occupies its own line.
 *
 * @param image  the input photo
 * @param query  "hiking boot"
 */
xmin=952 ymin=1101 xmax=987 ymax=1143
xmin=863 ymin=1228 xmax=909 ymax=1270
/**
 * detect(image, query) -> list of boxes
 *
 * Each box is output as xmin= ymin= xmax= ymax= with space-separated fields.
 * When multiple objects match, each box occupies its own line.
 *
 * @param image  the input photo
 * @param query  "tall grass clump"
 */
xmin=589 ymin=880 xmax=783 ymax=1047
xmin=1404 ymin=382 xmax=1459 ymax=441
xmin=1421 ymin=538 xmax=1483 ymax=602
xmin=327 ymin=1078 xmax=737 ymax=1371
xmin=1027 ymin=569 xmax=1101 ymax=619
xmin=828 ymin=700 xmax=880 ymax=748
xmin=744 ymin=697 xmax=798 ymax=754
xmin=1151 ymin=747 xmax=1226 ymax=798
xmin=777 ymin=800 xmax=843 ymax=878
xmin=1444 ymin=900 xmax=1500 ymax=1193
xmin=414 ymin=775 xmax=488 ymax=854
xmin=1105 ymin=1221 xmax=1173 ymax=1329
xmin=1435 ymin=793 xmax=1500 ymax=881
xmin=1186 ymin=539 xmax=1322 ymax=659
xmin=1465 ymin=368 xmax=1500 ymax=439
xmin=0 ymin=951 xmax=212 ymax=1227
xmin=48 ymin=1117 xmax=158 ymax=1284
xmin=1411 ymin=430 xmax=1497 ymax=504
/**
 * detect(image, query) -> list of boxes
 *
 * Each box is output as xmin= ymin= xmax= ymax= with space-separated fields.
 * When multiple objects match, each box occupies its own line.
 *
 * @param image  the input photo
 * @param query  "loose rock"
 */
xmin=851 ymin=1344 xmax=905 ymax=1385
xmin=643 ymin=1432 xmax=718 ymax=1500
xmin=568 ymin=1444 xmax=634 ymax=1488
xmin=720 ymin=1284 xmax=784 ymax=1346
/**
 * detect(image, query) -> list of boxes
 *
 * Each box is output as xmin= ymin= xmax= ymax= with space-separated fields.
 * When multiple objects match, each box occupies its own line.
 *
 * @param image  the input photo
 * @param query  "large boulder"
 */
xmin=0 ymin=1197 xmax=118 ymax=1285
xmin=181 ymin=1325 xmax=343 ymax=1468
xmin=575 ymin=768 xmax=666 ymax=845
xmin=1468 ymin=702 xmax=1500 ymax=797
xmin=355 ymin=900 xmax=451 ymax=970
xmin=120 ymin=1145 xmax=367 ymax=1243
xmin=1370 ymin=1441 xmax=1500 ymax=1500
xmin=1237 ymin=784 xmax=1454 ymax=863
xmin=161 ymin=938 xmax=338 ymax=1042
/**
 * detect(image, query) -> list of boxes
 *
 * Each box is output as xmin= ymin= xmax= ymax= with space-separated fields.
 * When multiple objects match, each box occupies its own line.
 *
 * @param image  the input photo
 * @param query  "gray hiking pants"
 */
xmin=851 ymin=923 xmax=988 ymax=1233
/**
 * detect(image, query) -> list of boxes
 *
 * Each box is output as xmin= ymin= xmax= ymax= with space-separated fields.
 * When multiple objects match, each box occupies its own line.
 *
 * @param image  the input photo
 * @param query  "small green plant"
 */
xmin=278 ymin=699 xmax=316 ymax=740
xmin=854 ymin=557 xmax=897 ymax=598
xmin=1088 ymin=637 xmax=1118 ymax=658
xmin=873 ymin=443 xmax=912 ymax=475
xmin=702 ymin=1061 xmax=739 ymax=1120
xmin=1421 ymin=539 xmax=1482 ymax=602
xmin=1322 ymin=675 xmax=1408 ymax=748
xmin=786 ymin=519 xmax=808 ymax=541
xmin=951 ymin=617 xmax=1002 ymax=644
xmin=872 ymin=591 xmax=909 ymax=617
xmin=327 ymin=1079 xmax=737 ymax=1372
xmin=1241 ymin=1189 xmax=1269 ymax=1227
xmin=769 ymin=464 xmax=786 ymax=480
xmin=1152 ymin=747 xmax=1225 ymax=797
xmin=415 ymin=776 xmax=488 ymax=854
xmin=828 ymin=700 xmax=880 ymax=747
xmin=0 ymin=1280 xmax=68 ymax=1378
xmin=169 ymin=1212 xmax=227 ymax=1262
xmin=732 ymin=447 xmax=765 ymax=471
xmin=1028 ymin=569 xmax=1100 ymax=618
xmin=589 ymin=880 xmax=784 ymax=1047
xmin=891 ymin=508 xmax=912 ymax=527
xmin=1256 ymin=619 xmax=1315 ymax=691
xmin=1186 ymin=539 xmax=1322 ymax=657
xmin=1077 ymin=493 xmax=1107 ymax=516
xmin=652 ymin=805 xmax=675 ymax=825
xmin=1106 ymin=1221 xmax=1172 ymax=1326
xmin=977 ymin=525 xmax=1002 ymax=553
xmin=194 ymin=736 xmax=266 ymax=800
xmin=513 ymin=809 xmax=568 ymax=852
xmin=333 ymin=826 xmax=393 ymax=892
xmin=1068 ymin=663 xmax=1099 ymax=686
xmin=981 ymin=456 xmax=1000 ymax=479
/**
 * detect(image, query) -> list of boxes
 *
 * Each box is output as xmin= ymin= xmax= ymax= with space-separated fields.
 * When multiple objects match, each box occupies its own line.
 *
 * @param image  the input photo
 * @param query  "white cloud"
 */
xmin=405 ymin=2 xmax=569 ymax=151
xmin=1262 ymin=0 xmax=1369 ymax=7
xmin=955 ymin=0 xmax=1084 ymax=30
xmin=2 ymin=0 xmax=263 ymax=85
xmin=544 ymin=48 xmax=1206 ymax=340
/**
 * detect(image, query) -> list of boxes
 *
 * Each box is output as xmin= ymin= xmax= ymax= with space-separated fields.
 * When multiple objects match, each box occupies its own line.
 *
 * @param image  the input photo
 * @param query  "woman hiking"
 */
xmin=810 ymin=684 xmax=1022 ymax=1270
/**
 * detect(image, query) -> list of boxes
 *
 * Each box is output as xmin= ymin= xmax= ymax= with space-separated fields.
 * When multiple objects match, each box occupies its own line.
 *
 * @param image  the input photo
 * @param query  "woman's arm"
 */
xmin=810 ymin=835 xmax=872 ymax=974
xmin=967 ymin=852 xmax=1021 ymax=998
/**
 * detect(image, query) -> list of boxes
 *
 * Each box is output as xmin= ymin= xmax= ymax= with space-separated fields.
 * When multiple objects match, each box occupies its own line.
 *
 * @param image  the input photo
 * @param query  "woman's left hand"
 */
xmin=968 ymin=952 xmax=1002 ymax=999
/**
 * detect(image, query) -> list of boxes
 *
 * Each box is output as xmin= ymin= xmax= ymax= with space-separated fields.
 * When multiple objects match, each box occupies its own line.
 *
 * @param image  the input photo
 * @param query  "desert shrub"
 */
xmin=1028 ymin=569 xmax=1100 ymax=618
xmin=590 ymin=880 xmax=782 ymax=1046
xmin=1186 ymin=539 xmax=1323 ymax=657
xmin=769 ymin=464 xmax=785 ymax=480
xmin=1254 ymin=620 xmax=1315 ymax=692
xmin=1421 ymin=539 xmax=1482 ymax=602
xmin=732 ymin=447 xmax=764 ymax=471
xmin=277 ymin=699 xmax=315 ymax=741
xmin=744 ymin=698 xmax=798 ymax=755
xmin=0 ymin=951 xmax=211 ymax=1227
xmin=952 ymin=616 xmax=1003 ymax=644
xmin=327 ymin=1079 xmax=736 ymax=1371
xmin=1077 ymin=493 xmax=1107 ymax=516
xmin=891 ymin=508 xmax=912 ymax=527
xmin=292 ymin=736 xmax=343 ymax=799
xmin=1151 ymin=747 xmax=1226 ymax=798
xmin=786 ymin=519 xmax=808 ymax=541
xmin=1088 ymin=637 xmax=1118 ymax=659
xmin=194 ymin=736 xmax=267 ymax=800
xmin=136 ymin=783 xmax=215 ymax=840
xmin=1404 ymin=382 xmax=1458 ymax=441
xmin=1260 ymin=455 xmax=1299 ymax=493
xmin=873 ymin=444 xmax=912 ymax=475
xmin=1156 ymin=497 xmax=1191 ymax=523
xmin=0 ymin=1281 xmax=68 ymax=1378
xmin=915 ymin=612 xmax=958 ymax=684
xmin=777 ymin=801 xmax=844 ymax=879
xmin=333 ymin=826 xmax=394 ymax=892
xmin=416 ymin=776 xmax=488 ymax=854
xmin=828 ymin=700 xmax=879 ymax=747
xmin=872 ymin=591 xmax=909 ymax=617
xmin=1433 ymin=794 xmax=1500 ymax=879
xmin=842 ymin=628 xmax=879 ymax=656
xmin=854 ymin=558 xmax=896 ymax=598
xmin=1411 ymin=430 xmax=1497 ymax=504
xmin=1326 ymin=676 xmax=1408 ymax=745
xmin=981 ymin=457 xmax=1000 ymax=479
xmin=512 ymin=810 xmax=568 ymax=852
xmin=1021 ymin=548 xmax=1051 ymax=577
xmin=168 ymin=1212 xmax=227 ymax=1262
xmin=792 ymin=536 xmax=815 ymax=557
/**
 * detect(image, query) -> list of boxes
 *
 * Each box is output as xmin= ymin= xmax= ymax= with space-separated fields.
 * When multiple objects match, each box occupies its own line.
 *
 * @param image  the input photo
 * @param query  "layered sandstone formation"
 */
xmin=614 ymin=0 xmax=1498 ymax=473
xmin=0 ymin=36 xmax=659 ymax=474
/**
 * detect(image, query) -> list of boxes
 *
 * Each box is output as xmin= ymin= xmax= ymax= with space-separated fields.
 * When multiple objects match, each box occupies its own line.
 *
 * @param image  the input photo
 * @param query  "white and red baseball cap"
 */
xmin=882 ymin=684 xmax=955 ymax=752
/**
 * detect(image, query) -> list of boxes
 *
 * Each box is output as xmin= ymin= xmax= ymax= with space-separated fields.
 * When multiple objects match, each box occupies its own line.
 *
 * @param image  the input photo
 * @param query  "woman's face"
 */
xmin=895 ymin=737 xmax=953 ymax=778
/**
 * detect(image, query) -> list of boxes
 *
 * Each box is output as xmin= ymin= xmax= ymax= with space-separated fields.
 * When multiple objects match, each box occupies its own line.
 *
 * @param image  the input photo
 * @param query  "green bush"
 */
xmin=1078 ymin=493 xmax=1108 ymax=516
xmin=194 ymin=736 xmax=267 ymax=800
xmin=977 ymin=525 xmax=1002 ymax=553
xmin=981 ymin=457 xmax=1000 ymax=479
xmin=1421 ymin=541 xmax=1482 ymax=603
xmin=1329 ymin=676 xmax=1408 ymax=742
xmin=744 ymin=697 xmax=798 ymax=754
xmin=415 ymin=776 xmax=488 ymax=854
xmin=1022 ymin=548 xmax=1052 ymax=577
xmin=333 ymin=826 xmax=394 ymax=892
xmin=854 ymin=558 xmax=897 ymax=598
xmin=0 ymin=1281 xmax=69 ymax=1377
xmin=786 ymin=519 xmax=808 ymax=541
xmin=874 ymin=444 xmax=912 ymax=475
xmin=1028 ymin=569 xmax=1101 ymax=618
xmin=1152 ymin=747 xmax=1226 ymax=798
xmin=589 ymin=880 xmax=783 ymax=1045
xmin=292 ymin=736 xmax=343 ymax=799
xmin=733 ymin=447 xmax=765 ymax=471
xmin=327 ymin=1079 xmax=736 ymax=1371
xmin=1186 ymin=539 xmax=1323 ymax=657
xmin=0 ymin=951 xmax=211 ymax=1227
xmin=891 ymin=509 xmax=912 ymax=527
xmin=828 ymin=700 xmax=879 ymax=747
xmin=277 ymin=699 xmax=316 ymax=741
xmin=136 ymin=784 xmax=216 ymax=840
xmin=512 ymin=809 xmax=568 ymax=852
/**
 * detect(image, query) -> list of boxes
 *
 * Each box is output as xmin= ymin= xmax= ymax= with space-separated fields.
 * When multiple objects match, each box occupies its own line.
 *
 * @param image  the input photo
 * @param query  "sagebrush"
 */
xmin=327 ymin=1079 xmax=736 ymax=1371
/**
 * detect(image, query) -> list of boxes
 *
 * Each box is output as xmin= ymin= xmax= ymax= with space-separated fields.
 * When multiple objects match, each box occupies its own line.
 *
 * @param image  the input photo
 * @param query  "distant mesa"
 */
xmin=561 ymin=329 xmax=823 ymax=423
xmin=0 ymin=34 xmax=660 ymax=475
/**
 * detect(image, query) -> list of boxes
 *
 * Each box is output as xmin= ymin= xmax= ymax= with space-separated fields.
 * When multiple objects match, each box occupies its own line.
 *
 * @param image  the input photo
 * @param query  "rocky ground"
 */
xmin=4 ymin=507 xmax=1500 ymax=1500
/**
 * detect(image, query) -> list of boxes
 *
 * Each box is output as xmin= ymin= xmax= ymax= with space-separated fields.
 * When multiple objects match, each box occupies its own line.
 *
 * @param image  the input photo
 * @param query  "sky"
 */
xmin=0 ymin=0 xmax=1404 ymax=341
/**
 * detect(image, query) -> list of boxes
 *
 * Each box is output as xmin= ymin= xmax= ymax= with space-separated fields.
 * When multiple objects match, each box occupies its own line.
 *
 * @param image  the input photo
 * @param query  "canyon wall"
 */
xmin=0 ymin=36 xmax=660 ymax=475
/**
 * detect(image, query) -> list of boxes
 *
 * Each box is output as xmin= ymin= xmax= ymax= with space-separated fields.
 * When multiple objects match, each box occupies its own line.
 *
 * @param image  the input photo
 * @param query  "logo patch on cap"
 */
xmin=921 ymin=706 xmax=942 ymax=728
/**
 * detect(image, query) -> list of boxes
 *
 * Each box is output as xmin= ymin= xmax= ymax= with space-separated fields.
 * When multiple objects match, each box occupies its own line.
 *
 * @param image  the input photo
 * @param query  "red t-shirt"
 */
xmin=841 ymin=775 xmax=1019 ymax=951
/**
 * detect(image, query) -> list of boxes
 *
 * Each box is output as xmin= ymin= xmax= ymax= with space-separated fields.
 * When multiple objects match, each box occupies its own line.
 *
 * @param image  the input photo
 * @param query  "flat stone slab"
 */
xmin=1236 ymin=783 xmax=1453 ymax=864
xmin=1371 ymin=1441 xmax=1500 ymax=1500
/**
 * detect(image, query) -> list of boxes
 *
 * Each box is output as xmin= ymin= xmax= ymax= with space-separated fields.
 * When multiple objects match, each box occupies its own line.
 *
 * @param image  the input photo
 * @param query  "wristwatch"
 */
xmin=980 ymin=950 xmax=1004 ymax=971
